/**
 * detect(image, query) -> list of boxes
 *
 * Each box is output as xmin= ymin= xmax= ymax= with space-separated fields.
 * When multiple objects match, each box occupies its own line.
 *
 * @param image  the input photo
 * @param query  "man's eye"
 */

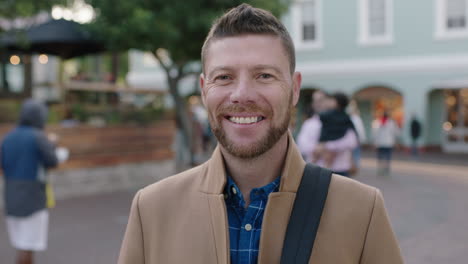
xmin=215 ymin=75 xmax=230 ymax=81
xmin=259 ymin=73 xmax=273 ymax=79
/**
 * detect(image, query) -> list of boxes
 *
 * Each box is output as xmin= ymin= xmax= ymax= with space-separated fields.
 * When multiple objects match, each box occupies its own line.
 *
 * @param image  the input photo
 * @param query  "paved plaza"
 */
xmin=1 ymin=152 xmax=467 ymax=264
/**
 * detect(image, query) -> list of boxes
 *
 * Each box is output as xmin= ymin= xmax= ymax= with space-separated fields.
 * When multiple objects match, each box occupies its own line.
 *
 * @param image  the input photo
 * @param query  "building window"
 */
xmin=292 ymin=0 xmax=322 ymax=49
xmin=302 ymin=1 xmax=317 ymax=41
xmin=358 ymin=0 xmax=393 ymax=45
xmin=436 ymin=0 xmax=468 ymax=39
xmin=369 ymin=0 xmax=387 ymax=36
xmin=447 ymin=0 xmax=467 ymax=28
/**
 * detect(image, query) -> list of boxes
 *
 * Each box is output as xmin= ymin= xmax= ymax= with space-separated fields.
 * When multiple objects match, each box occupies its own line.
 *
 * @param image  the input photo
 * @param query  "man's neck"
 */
xmin=221 ymin=133 xmax=289 ymax=207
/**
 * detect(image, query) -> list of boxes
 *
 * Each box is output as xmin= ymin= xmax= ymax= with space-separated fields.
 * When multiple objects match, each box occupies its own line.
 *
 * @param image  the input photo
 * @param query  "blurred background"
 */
xmin=0 ymin=0 xmax=468 ymax=263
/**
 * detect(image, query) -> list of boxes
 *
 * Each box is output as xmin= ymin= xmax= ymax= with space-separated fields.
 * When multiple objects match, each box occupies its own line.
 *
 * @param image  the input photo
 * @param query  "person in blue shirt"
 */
xmin=1 ymin=99 xmax=58 ymax=264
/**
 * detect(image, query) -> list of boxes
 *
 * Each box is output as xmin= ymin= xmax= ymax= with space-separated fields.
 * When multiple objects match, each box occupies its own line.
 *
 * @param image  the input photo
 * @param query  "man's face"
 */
xmin=200 ymin=34 xmax=301 ymax=159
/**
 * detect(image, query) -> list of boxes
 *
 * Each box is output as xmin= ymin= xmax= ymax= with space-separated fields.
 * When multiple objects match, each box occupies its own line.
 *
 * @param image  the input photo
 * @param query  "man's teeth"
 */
xmin=229 ymin=116 xmax=262 ymax=124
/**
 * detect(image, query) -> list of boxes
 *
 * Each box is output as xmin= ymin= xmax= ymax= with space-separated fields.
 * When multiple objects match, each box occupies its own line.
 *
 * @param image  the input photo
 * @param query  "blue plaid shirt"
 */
xmin=224 ymin=176 xmax=281 ymax=264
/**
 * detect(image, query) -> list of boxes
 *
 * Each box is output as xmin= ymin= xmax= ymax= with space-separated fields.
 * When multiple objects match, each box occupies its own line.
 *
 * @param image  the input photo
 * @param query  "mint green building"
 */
xmin=283 ymin=0 xmax=468 ymax=153
xmin=126 ymin=1 xmax=468 ymax=153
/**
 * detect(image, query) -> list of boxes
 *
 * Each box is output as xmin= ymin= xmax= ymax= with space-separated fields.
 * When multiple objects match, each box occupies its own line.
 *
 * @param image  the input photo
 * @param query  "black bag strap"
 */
xmin=280 ymin=163 xmax=332 ymax=264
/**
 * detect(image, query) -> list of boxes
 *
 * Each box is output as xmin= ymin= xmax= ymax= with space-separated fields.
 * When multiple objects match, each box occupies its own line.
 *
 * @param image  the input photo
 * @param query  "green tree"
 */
xmin=0 ymin=0 xmax=67 ymax=95
xmin=86 ymin=0 xmax=290 ymax=164
xmin=0 ymin=0 xmax=66 ymax=18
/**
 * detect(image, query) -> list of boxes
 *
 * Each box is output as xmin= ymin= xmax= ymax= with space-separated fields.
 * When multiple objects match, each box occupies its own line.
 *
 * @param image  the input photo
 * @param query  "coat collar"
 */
xmin=277 ymin=132 xmax=307 ymax=193
xmin=198 ymin=144 xmax=227 ymax=194
xmin=258 ymin=132 xmax=306 ymax=263
xmin=199 ymin=131 xmax=307 ymax=264
xmin=198 ymin=131 xmax=306 ymax=195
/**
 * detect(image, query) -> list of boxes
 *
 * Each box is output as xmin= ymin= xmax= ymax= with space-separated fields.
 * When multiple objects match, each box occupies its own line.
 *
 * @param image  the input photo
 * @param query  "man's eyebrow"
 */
xmin=207 ymin=66 xmax=233 ymax=79
xmin=251 ymin=65 xmax=282 ymax=75
xmin=207 ymin=64 xmax=283 ymax=79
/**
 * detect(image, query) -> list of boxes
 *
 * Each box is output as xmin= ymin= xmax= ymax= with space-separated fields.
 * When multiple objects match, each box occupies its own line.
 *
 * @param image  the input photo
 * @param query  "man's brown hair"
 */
xmin=201 ymin=3 xmax=295 ymax=74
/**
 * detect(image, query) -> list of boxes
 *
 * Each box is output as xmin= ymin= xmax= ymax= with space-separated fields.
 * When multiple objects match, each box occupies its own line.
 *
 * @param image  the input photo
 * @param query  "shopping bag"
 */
xmin=46 ymin=183 xmax=56 ymax=209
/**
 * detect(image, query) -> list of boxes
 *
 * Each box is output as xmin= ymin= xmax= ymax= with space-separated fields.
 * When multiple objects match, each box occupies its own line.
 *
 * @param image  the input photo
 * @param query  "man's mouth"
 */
xmin=227 ymin=116 xmax=265 ymax=124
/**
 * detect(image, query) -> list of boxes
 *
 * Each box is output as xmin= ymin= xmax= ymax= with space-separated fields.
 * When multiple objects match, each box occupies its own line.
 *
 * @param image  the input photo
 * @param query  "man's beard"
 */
xmin=209 ymin=94 xmax=292 ymax=159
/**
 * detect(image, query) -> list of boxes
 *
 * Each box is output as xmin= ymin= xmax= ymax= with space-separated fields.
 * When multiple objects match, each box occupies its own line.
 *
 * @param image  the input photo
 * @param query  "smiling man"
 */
xmin=118 ymin=4 xmax=403 ymax=264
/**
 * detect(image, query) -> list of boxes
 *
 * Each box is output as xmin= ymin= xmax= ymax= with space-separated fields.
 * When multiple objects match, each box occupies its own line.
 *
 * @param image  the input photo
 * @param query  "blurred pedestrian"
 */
xmin=348 ymin=100 xmax=366 ymax=175
xmin=297 ymin=90 xmax=325 ymax=161
xmin=1 ymin=99 xmax=59 ymax=264
xmin=172 ymin=116 xmax=191 ymax=172
xmin=189 ymin=96 xmax=211 ymax=164
xmin=410 ymin=114 xmax=422 ymax=156
xmin=297 ymin=91 xmax=358 ymax=177
xmin=372 ymin=111 xmax=400 ymax=176
xmin=60 ymin=107 xmax=80 ymax=128
xmin=312 ymin=92 xmax=358 ymax=176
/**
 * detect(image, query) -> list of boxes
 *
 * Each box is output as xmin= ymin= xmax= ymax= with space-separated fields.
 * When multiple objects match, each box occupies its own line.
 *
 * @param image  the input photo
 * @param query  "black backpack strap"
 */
xmin=280 ymin=163 xmax=332 ymax=264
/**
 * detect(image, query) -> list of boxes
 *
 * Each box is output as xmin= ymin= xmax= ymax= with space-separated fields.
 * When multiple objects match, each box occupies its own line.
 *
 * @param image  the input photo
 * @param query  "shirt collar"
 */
xmin=224 ymin=175 xmax=281 ymax=207
xmin=199 ymin=132 xmax=307 ymax=195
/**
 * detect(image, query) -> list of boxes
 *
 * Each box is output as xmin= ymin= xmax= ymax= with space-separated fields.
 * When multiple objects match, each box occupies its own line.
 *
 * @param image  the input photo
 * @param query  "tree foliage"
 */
xmin=87 ymin=0 xmax=289 ymax=66
xmin=86 ymin=0 xmax=291 ymax=164
xmin=0 ymin=0 xmax=67 ymax=97
xmin=0 ymin=0 xmax=67 ymax=18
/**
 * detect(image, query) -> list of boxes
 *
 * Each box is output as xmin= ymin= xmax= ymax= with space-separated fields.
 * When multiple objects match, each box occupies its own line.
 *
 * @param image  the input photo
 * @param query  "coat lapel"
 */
xmin=258 ymin=192 xmax=296 ymax=263
xmin=199 ymin=134 xmax=306 ymax=264
xmin=200 ymin=146 xmax=230 ymax=263
xmin=258 ymin=133 xmax=306 ymax=264
xmin=207 ymin=194 xmax=230 ymax=263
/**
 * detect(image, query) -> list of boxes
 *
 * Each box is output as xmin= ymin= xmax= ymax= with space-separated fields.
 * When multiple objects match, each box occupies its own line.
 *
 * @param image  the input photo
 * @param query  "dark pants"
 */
xmin=377 ymin=147 xmax=393 ymax=161
xmin=411 ymin=139 xmax=419 ymax=156
xmin=376 ymin=147 xmax=393 ymax=175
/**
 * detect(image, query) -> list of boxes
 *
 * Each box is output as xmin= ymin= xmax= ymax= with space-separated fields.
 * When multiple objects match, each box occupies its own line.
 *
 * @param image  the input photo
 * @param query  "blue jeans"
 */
xmin=377 ymin=147 xmax=393 ymax=161
xmin=352 ymin=147 xmax=361 ymax=168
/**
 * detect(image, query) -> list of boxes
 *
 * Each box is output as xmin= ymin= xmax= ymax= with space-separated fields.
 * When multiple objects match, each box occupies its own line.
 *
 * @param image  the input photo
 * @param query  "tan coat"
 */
xmin=118 ymin=135 xmax=403 ymax=264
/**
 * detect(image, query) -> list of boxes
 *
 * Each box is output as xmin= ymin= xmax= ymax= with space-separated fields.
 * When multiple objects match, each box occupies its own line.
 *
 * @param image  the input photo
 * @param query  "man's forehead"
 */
xmin=204 ymin=34 xmax=289 ymax=72
xmin=206 ymin=34 xmax=283 ymax=54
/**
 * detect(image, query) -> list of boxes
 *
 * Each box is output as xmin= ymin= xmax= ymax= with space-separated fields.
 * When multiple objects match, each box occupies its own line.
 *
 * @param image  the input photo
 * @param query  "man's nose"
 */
xmin=229 ymin=77 xmax=256 ymax=104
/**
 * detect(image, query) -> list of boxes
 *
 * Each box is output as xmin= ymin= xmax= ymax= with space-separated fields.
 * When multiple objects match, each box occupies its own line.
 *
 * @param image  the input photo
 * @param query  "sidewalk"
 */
xmin=362 ymin=149 xmax=468 ymax=167
xmin=0 ymin=152 xmax=466 ymax=263
xmin=355 ymin=153 xmax=468 ymax=264
xmin=0 ymin=190 xmax=136 ymax=264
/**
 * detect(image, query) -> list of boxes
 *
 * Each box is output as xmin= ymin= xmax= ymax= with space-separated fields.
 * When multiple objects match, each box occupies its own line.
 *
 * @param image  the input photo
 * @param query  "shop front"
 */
xmin=442 ymin=88 xmax=468 ymax=152
xmin=353 ymin=86 xmax=404 ymax=144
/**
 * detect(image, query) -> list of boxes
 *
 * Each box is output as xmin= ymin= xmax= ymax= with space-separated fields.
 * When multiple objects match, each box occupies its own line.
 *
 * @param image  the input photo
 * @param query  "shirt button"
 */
xmin=245 ymin=224 xmax=252 ymax=231
xmin=231 ymin=187 xmax=237 ymax=195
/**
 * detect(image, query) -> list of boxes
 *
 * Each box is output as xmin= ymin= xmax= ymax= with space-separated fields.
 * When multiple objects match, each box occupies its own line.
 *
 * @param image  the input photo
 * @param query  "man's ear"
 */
xmin=292 ymin=72 xmax=302 ymax=106
xmin=200 ymin=73 xmax=207 ymax=106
